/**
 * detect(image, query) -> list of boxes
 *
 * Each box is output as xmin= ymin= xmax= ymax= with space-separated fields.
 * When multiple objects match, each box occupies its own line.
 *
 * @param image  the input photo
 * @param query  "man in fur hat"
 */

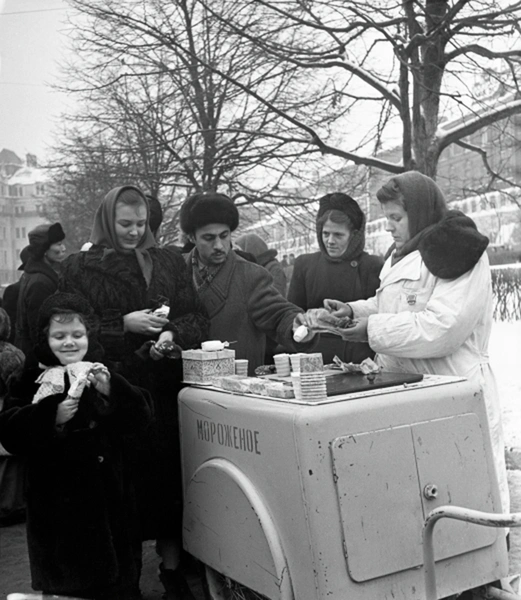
xmin=180 ymin=191 xmax=317 ymax=372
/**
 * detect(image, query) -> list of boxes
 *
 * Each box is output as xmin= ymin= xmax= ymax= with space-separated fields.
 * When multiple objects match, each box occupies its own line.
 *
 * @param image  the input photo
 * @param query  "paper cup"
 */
xmin=235 ymin=359 xmax=249 ymax=375
xmin=289 ymin=353 xmax=303 ymax=372
xmin=291 ymin=373 xmax=302 ymax=400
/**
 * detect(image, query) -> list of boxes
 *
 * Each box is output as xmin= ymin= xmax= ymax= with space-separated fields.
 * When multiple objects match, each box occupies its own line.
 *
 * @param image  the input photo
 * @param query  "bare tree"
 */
xmin=50 ymin=0 xmax=350 ymax=213
xmin=192 ymin=0 xmax=521 ymax=185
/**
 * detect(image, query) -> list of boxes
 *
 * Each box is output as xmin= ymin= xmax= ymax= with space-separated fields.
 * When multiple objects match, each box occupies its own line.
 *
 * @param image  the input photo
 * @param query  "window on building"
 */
xmin=22 ymin=227 xmax=26 ymax=238
xmin=15 ymin=228 xmax=20 ymax=239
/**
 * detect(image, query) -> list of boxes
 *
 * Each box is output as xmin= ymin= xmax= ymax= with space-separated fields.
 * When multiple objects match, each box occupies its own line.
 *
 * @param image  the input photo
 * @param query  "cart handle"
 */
xmin=423 ymin=505 xmax=521 ymax=600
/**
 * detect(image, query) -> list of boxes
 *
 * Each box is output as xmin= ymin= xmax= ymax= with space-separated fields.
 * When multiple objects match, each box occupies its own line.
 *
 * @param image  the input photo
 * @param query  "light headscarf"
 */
xmin=90 ymin=185 xmax=156 ymax=287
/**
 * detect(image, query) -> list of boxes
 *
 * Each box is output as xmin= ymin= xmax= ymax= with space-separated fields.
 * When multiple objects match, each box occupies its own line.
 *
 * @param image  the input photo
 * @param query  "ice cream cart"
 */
xmin=179 ymin=372 xmax=509 ymax=600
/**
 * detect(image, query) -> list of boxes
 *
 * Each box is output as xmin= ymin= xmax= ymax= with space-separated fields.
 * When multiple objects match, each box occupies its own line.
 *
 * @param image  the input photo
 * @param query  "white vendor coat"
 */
xmin=349 ymin=250 xmax=509 ymax=512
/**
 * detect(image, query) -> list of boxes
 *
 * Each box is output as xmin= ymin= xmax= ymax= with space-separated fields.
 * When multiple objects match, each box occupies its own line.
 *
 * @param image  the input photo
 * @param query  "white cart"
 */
xmin=179 ymin=374 xmax=508 ymax=600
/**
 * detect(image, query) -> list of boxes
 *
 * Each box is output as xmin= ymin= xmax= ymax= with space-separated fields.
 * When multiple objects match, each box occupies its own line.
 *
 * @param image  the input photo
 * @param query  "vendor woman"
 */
xmin=321 ymin=171 xmax=509 ymax=513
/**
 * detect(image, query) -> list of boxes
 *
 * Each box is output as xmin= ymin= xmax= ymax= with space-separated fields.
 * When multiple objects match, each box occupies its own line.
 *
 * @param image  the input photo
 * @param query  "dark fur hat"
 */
xmin=419 ymin=210 xmax=489 ymax=279
xmin=35 ymin=292 xmax=104 ymax=366
xmin=179 ymin=191 xmax=239 ymax=235
xmin=27 ymin=223 xmax=65 ymax=260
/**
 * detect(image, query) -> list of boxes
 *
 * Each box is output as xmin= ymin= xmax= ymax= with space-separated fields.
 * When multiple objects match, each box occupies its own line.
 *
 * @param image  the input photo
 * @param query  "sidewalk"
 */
xmin=2 ymin=462 xmax=521 ymax=599
xmin=0 ymin=526 xmax=205 ymax=600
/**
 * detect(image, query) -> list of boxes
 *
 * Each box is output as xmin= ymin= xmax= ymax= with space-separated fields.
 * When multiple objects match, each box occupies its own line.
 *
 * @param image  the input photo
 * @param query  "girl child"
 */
xmin=0 ymin=293 xmax=152 ymax=600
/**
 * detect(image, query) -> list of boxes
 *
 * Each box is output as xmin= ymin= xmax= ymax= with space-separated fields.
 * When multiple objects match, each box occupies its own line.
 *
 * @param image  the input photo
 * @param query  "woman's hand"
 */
xmin=88 ymin=364 xmax=111 ymax=397
xmin=337 ymin=317 xmax=369 ymax=342
xmin=123 ymin=309 xmax=169 ymax=335
xmin=55 ymin=397 xmax=80 ymax=426
xmin=149 ymin=331 xmax=175 ymax=361
xmin=323 ymin=299 xmax=354 ymax=319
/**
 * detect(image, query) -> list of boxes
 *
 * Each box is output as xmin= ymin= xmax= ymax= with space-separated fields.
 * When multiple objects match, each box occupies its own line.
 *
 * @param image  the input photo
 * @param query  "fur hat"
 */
xmin=27 ymin=223 xmax=65 ymax=260
xmin=179 ymin=191 xmax=239 ymax=235
xmin=35 ymin=292 xmax=104 ymax=366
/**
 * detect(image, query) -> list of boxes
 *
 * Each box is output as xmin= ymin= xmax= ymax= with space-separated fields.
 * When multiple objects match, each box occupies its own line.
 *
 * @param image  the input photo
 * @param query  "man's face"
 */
xmin=191 ymin=223 xmax=232 ymax=266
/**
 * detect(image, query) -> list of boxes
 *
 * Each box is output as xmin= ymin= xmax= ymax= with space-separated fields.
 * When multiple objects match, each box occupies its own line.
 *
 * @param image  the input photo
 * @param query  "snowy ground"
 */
xmin=489 ymin=321 xmax=521 ymax=450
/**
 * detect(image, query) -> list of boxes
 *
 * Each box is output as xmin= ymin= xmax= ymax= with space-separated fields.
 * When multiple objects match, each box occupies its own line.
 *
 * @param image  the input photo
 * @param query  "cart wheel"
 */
xmin=203 ymin=565 xmax=270 ymax=600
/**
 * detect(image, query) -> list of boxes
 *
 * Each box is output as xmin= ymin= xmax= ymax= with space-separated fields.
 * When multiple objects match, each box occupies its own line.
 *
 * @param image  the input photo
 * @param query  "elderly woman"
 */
xmin=322 ymin=172 xmax=509 ymax=513
xmin=59 ymin=185 xmax=208 ymax=600
xmin=288 ymin=193 xmax=383 ymax=364
xmin=15 ymin=223 xmax=66 ymax=366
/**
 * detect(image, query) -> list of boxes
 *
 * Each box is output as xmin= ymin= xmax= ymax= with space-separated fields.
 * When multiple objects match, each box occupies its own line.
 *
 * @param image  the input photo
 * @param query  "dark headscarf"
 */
xmin=90 ymin=185 xmax=156 ymax=286
xmin=378 ymin=172 xmax=447 ymax=262
xmin=316 ymin=193 xmax=366 ymax=263
xmin=35 ymin=292 xmax=104 ymax=367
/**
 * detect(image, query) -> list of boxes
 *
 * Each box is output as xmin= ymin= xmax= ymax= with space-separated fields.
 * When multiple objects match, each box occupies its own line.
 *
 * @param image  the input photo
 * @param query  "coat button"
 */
xmin=97 ymin=456 xmax=104 ymax=463
xmin=350 ymin=260 xmax=358 ymax=267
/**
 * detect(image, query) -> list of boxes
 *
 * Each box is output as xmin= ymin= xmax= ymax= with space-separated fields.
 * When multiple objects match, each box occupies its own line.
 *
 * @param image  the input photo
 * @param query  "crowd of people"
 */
xmin=0 ymin=172 xmax=510 ymax=599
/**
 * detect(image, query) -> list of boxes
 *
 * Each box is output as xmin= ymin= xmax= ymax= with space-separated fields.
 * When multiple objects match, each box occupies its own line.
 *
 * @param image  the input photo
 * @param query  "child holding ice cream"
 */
xmin=0 ymin=293 xmax=152 ymax=600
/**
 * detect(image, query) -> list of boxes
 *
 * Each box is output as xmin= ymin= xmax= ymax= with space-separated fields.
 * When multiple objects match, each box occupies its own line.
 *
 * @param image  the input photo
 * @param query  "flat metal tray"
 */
xmin=325 ymin=371 xmax=424 ymax=396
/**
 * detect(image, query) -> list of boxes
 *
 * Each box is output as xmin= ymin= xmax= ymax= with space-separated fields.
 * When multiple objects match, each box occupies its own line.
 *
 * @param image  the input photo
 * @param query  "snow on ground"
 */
xmin=490 ymin=321 xmax=521 ymax=449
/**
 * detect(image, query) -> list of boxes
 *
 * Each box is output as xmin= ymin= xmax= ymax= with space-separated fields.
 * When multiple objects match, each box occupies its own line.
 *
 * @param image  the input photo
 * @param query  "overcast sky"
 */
xmin=0 ymin=0 xmax=71 ymax=161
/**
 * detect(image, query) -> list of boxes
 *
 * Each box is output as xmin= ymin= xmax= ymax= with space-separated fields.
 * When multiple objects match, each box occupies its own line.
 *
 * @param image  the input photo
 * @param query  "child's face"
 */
xmin=48 ymin=315 xmax=89 ymax=365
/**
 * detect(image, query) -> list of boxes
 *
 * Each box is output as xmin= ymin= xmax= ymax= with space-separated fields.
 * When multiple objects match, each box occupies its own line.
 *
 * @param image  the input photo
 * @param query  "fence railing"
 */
xmin=492 ymin=264 xmax=521 ymax=321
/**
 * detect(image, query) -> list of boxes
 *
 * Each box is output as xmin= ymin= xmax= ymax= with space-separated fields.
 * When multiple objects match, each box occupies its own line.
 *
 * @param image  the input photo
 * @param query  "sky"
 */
xmin=0 ymin=0 xmax=71 ymax=161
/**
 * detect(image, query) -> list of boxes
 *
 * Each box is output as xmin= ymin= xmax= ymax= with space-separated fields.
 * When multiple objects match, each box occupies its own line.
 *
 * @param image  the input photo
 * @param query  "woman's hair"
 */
xmin=317 ymin=209 xmax=353 ymax=231
xmin=376 ymin=179 xmax=406 ymax=209
xmin=43 ymin=309 xmax=90 ymax=339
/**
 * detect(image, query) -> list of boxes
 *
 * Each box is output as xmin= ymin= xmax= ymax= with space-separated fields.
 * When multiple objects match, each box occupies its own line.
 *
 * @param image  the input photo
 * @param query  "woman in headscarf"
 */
xmin=59 ymin=185 xmax=209 ymax=600
xmin=288 ymin=193 xmax=383 ymax=364
xmin=322 ymin=171 xmax=509 ymax=513
xmin=15 ymin=223 xmax=66 ymax=366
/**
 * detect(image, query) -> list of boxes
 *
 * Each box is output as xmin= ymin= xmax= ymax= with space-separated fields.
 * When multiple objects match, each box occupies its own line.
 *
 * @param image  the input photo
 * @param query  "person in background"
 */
xmin=59 ymin=185 xmax=208 ymax=600
xmin=288 ymin=193 xmax=383 ymax=364
xmin=15 ymin=223 xmax=66 ymax=367
xmin=235 ymin=233 xmax=288 ymax=297
xmin=0 ymin=293 xmax=152 ymax=600
xmin=322 ymin=171 xmax=509 ymax=514
xmin=0 ymin=307 xmax=25 ymax=526
xmin=179 ymin=191 xmax=317 ymax=374
xmin=2 ymin=246 xmax=30 ymax=343
xmin=145 ymin=193 xmax=163 ymax=239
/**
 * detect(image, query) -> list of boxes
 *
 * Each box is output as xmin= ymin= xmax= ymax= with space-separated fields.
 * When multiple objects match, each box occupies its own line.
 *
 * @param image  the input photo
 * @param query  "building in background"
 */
xmin=0 ymin=149 xmax=51 ymax=287
xmin=240 ymin=102 xmax=521 ymax=263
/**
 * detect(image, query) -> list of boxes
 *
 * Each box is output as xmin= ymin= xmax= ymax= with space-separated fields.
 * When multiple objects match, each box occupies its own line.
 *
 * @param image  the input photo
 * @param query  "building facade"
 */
xmin=0 ymin=149 xmax=51 ymax=287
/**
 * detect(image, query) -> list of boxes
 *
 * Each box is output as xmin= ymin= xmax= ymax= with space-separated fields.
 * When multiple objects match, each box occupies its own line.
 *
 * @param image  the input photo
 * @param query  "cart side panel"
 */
xmin=183 ymin=458 xmax=292 ymax=600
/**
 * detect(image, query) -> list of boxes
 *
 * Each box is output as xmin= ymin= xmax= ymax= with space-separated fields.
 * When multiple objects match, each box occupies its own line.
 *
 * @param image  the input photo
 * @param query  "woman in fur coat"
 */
xmin=0 ymin=293 xmax=152 ymax=599
xmin=321 ymin=171 xmax=509 ymax=514
xmin=58 ymin=185 xmax=209 ymax=600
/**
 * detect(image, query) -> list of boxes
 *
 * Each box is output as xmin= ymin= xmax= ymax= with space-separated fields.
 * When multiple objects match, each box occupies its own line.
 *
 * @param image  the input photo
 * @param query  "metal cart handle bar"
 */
xmin=423 ymin=505 xmax=521 ymax=600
